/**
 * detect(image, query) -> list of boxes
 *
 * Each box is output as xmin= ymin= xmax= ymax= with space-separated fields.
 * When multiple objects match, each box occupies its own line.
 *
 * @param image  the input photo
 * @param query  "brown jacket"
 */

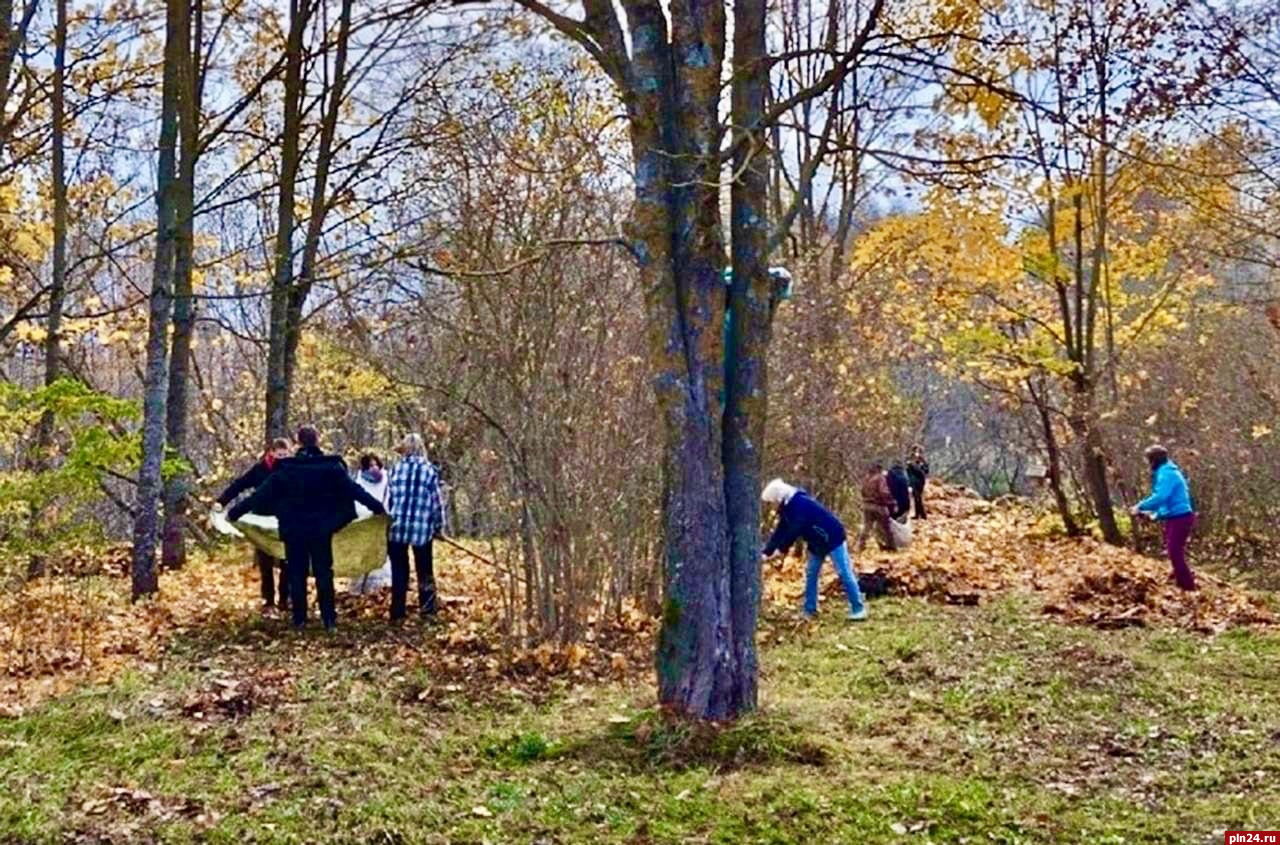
xmin=861 ymin=473 xmax=895 ymax=516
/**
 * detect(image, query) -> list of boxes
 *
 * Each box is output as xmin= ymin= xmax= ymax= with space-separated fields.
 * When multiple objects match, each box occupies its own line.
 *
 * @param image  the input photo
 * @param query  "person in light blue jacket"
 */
xmin=1130 ymin=444 xmax=1197 ymax=591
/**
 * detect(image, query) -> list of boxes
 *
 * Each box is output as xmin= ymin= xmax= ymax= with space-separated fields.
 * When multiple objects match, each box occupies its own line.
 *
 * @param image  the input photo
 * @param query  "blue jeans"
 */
xmin=804 ymin=542 xmax=865 ymax=616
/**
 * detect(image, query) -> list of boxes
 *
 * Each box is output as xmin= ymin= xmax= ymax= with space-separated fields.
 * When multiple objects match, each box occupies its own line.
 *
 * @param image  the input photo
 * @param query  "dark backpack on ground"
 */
xmin=858 ymin=569 xmax=891 ymax=599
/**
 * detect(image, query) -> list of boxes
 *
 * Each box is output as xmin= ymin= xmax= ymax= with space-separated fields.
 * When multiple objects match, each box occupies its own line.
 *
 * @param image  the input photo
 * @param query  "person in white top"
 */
xmin=354 ymin=453 xmax=389 ymax=506
xmin=349 ymin=452 xmax=392 ymax=594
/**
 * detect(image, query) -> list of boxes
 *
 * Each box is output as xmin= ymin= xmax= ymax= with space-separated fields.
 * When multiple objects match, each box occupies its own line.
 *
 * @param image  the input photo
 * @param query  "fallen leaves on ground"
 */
xmin=3 ymin=485 xmax=1273 ymax=715
xmin=765 ymin=483 xmax=1274 ymax=632
xmin=0 ymin=554 xmax=255 ymax=714
xmin=0 ymin=540 xmax=655 ymax=716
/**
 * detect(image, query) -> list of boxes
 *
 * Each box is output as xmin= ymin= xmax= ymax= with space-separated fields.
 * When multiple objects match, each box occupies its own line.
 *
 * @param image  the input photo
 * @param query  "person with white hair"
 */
xmin=761 ymin=478 xmax=867 ymax=621
xmin=385 ymin=433 xmax=445 ymax=620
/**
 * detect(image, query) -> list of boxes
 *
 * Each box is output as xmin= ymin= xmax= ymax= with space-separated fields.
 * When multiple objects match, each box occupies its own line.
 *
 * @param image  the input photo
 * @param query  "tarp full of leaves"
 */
xmin=210 ymin=511 xmax=389 ymax=578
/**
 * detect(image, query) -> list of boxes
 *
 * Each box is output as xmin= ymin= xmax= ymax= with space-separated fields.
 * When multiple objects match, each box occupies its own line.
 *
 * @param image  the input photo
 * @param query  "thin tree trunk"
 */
xmin=1070 ymin=180 xmax=1120 ymax=545
xmin=1081 ymin=420 xmax=1120 ymax=543
xmin=161 ymin=0 xmax=201 ymax=571
xmin=1092 ymin=24 xmax=1117 ymax=400
xmin=0 ymin=0 xmax=15 ymax=135
xmin=132 ymin=0 xmax=187 ymax=599
xmin=38 ymin=0 xmax=66 ymax=416
xmin=0 ymin=0 xmax=36 ymax=162
xmin=1027 ymin=378 xmax=1079 ymax=535
xmin=264 ymin=0 xmax=308 ymax=440
xmin=41 ymin=0 xmax=66 ymax=399
xmin=1069 ymin=392 xmax=1121 ymax=544
xmin=280 ymin=0 xmax=352 ymax=415
xmin=27 ymin=0 xmax=67 ymax=579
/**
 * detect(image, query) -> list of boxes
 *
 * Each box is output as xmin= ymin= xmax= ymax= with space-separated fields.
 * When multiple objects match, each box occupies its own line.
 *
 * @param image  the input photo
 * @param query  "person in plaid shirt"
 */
xmin=386 ymin=433 xmax=445 ymax=620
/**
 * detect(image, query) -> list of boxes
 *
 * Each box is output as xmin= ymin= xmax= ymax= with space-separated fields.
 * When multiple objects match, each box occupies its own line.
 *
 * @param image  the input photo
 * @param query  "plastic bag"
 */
xmin=349 ymin=560 xmax=393 ymax=595
xmin=888 ymin=516 xmax=913 ymax=550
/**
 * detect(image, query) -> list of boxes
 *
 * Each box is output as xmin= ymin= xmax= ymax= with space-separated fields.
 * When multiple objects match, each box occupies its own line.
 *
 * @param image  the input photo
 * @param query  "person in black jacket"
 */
xmin=906 ymin=445 xmax=930 ymax=520
xmin=761 ymin=478 xmax=867 ymax=621
xmin=214 ymin=437 xmax=292 ymax=612
xmin=887 ymin=462 xmax=911 ymax=521
xmin=228 ymin=426 xmax=387 ymax=631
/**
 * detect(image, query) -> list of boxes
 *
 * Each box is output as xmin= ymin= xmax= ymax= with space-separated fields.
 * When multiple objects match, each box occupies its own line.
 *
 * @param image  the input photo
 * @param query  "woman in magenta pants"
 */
xmin=1131 ymin=444 xmax=1197 ymax=591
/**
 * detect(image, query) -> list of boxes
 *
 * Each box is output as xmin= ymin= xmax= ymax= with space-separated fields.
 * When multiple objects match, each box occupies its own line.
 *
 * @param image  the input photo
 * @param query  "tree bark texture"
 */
xmin=132 ymin=0 xmax=188 ymax=599
xmin=264 ymin=0 xmax=308 ymax=440
xmin=161 ymin=0 xmax=201 ymax=571
xmin=722 ymin=0 xmax=772 ymax=715
xmin=512 ymin=0 xmax=791 ymax=719
xmin=30 ymin=0 xmax=67 ymax=460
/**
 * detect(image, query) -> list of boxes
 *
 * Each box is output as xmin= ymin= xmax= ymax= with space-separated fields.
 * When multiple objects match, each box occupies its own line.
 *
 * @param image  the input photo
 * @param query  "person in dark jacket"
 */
xmin=906 ymin=445 xmax=930 ymax=520
xmin=214 ymin=437 xmax=292 ymax=612
xmin=887 ymin=462 xmax=911 ymax=520
xmin=761 ymin=479 xmax=867 ymax=621
xmin=228 ymin=426 xmax=387 ymax=631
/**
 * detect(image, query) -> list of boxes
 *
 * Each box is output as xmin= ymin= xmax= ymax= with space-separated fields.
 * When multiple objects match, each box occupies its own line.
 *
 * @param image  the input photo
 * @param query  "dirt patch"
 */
xmin=563 ymin=709 xmax=832 ymax=774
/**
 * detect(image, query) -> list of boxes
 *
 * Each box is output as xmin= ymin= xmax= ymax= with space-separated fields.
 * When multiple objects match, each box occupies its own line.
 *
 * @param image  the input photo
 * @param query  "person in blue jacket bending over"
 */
xmin=1130 ymin=444 xmax=1197 ymax=591
xmin=761 ymin=479 xmax=868 ymax=621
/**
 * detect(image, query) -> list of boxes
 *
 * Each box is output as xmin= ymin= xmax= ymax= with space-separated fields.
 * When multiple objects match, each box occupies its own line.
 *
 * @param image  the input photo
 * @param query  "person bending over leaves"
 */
xmin=856 ymin=463 xmax=897 ymax=552
xmin=887 ymin=461 xmax=912 ymax=521
xmin=761 ymin=479 xmax=868 ymax=622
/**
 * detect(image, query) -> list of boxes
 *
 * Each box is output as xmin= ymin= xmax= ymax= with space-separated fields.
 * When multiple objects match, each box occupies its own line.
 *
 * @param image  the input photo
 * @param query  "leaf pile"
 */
xmin=0 ymin=557 xmax=255 ymax=714
xmin=325 ymin=566 xmax=657 ymax=706
xmin=764 ymin=483 xmax=1275 ymax=632
xmin=0 ymin=541 xmax=656 ymax=716
xmin=5 ymin=485 xmax=1273 ymax=716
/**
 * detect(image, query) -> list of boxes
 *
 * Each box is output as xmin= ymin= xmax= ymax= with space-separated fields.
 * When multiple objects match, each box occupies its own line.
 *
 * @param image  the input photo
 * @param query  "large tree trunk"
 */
xmin=721 ymin=0 xmax=771 ymax=716
xmin=514 ymin=0 xmax=857 ymax=719
xmin=615 ymin=0 xmax=747 ymax=721
xmin=264 ymin=0 xmax=308 ymax=440
xmin=132 ymin=0 xmax=188 ymax=599
xmin=161 ymin=0 xmax=201 ymax=571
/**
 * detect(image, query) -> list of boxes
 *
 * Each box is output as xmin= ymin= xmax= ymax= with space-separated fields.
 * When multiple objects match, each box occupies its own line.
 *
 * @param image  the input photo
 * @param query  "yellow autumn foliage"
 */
xmin=851 ymin=152 xmax=1226 ymax=395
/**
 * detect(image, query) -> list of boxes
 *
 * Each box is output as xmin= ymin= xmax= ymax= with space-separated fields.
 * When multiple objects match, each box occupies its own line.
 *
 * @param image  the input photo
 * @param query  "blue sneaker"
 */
xmin=848 ymin=608 xmax=868 ymax=622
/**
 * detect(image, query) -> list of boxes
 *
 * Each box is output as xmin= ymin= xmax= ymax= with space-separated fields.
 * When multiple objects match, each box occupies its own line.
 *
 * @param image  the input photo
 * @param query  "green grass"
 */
xmin=3 ymin=597 xmax=1279 ymax=844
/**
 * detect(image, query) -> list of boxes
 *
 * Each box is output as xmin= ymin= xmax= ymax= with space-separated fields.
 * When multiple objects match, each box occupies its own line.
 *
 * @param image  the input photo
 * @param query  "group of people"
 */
xmin=856 ymin=445 xmax=930 ymax=553
xmin=214 ymin=426 xmax=445 ymax=631
xmin=216 ymin=430 xmax=1199 ymax=631
xmin=758 ymin=442 xmax=1199 ymax=623
xmin=758 ymin=446 xmax=931 ymax=623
